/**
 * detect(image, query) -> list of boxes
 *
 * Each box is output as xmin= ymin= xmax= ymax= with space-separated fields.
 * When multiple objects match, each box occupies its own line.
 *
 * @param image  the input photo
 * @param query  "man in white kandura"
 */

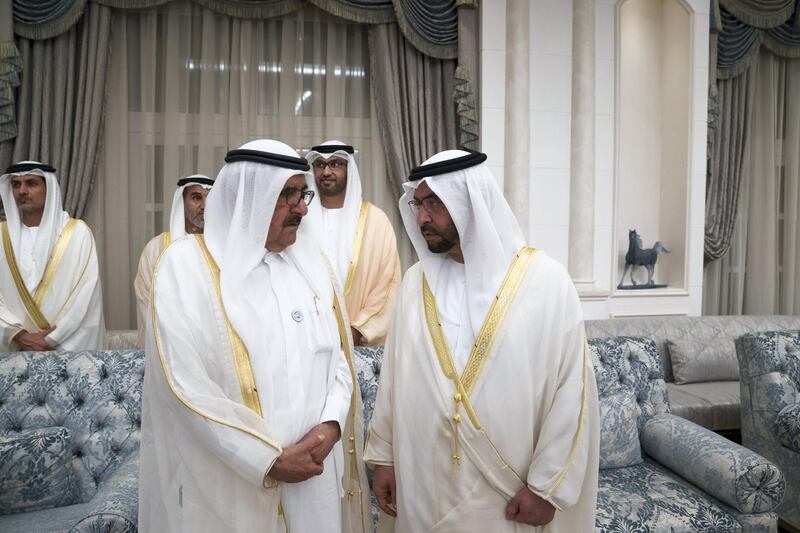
xmin=133 ymin=174 xmax=213 ymax=347
xmin=364 ymin=149 xmax=600 ymax=532
xmin=0 ymin=161 xmax=105 ymax=351
xmin=139 ymin=140 xmax=370 ymax=532
xmin=305 ymin=141 xmax=400 ymax=346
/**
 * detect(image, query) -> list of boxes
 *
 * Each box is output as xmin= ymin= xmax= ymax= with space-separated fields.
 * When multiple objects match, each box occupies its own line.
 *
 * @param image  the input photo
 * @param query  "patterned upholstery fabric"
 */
xmin=737 ymin=331 xmax=800 ymax=529
xmin=586 ymin=315 xmax=800 ymax=383
xmin=354 ymin=345 xmax=383 ymax=442
xmin=0 ymin=426 xmax=81 ymax=514
xmin=354 ymin=345 xmax=384 ymax=528
xmin=598 ymin=390 xmax=642 ymax=469
xmin=642 ymin=414 xmax=784 ymax=514
xmin=0 ymin=350 xmax=144 ymax=532
xmin=597 ymin=459 xmax=744 ymax=532
xmin=775 ymin=404 xmax=800 ymax=452
xmin=589 ymin=336 xmax=781 ymax=532
xmin=589 ymin=337 xmax=670 ymax=429
xmin=586 ymin=315 xmax=800 ymax=431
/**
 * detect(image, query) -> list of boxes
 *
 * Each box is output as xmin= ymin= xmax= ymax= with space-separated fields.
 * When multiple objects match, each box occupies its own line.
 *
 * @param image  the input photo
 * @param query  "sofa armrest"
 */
xmin=641 ymin=414 xmax=784 ymax=514
xmin=775 ymin=404 xmax=800 ymax=452
xmin=69 ymin=451 xmax=139 ymax=533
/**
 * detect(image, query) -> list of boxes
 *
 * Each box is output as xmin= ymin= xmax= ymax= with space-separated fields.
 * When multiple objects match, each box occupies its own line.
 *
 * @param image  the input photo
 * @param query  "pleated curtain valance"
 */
xmin=11 ymin=0 xmax=472 ymax=59
xmin=715 ymin=0 xmax=800 ymax=79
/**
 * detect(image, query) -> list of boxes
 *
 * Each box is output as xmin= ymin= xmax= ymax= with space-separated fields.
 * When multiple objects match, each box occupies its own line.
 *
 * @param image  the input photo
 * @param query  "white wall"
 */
xmin=480 ymin=0 xmax=710 ymax=319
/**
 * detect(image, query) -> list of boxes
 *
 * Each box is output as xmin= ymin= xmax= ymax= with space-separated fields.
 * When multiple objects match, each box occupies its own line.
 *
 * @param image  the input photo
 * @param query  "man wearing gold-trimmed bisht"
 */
xmin=0 ymin=161 xmax=105 ymax=351
xmin=139 ymin=140 xmax=370 ymax=532
xmin=364 ymin=149 xmax=600 ymax=532
xmin=305 ymin=140 xmax=400 ymax=346
xmin=134 ymin=174 xmax=213 ymax=348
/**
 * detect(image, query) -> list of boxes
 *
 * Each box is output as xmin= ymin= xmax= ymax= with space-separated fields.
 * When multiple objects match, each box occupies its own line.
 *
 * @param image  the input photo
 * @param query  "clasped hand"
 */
xmin=268 ymin=421 xmax=341 ymax=483
xmin=13 ymin=327 xmax=55 ymax=351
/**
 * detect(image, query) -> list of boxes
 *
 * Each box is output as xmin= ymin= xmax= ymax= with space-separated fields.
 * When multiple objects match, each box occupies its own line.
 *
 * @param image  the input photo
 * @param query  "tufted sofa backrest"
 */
xmin=586 ymin=315 xmax=800 ymax=382
xmin=737 ymin=331 xmax=800 ymax=391
xmin=0 ymin=350 xmax=145 ymax=503
xmin=589 ymin=336 xmax=670 ymax=431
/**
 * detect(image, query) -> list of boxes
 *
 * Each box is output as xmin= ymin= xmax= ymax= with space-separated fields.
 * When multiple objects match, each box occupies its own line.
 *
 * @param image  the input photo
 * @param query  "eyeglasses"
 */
xmin=312 ymin=159 xmax=347 ymax=172
xmin=279 ymin=188 xmax=315 ymax=207
xmin=408 ymin=195 xmax=444 ymax=215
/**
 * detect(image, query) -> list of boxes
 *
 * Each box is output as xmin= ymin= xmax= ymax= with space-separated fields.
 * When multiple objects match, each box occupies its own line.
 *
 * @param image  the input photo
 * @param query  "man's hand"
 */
xmin=372 ymin=465 xmax=397 ymax=517
xmin=505 ymin=487 xmax=555 ymax=527
xmin=13 ymin=327 xmax=55 ymax=351
xmin=351 ymin=327 xmax=364 ymax=346
xmin=268 ymin=437 xmax=325 ymax=483
xmin=299 ymin=421 xmax=341 ymax=465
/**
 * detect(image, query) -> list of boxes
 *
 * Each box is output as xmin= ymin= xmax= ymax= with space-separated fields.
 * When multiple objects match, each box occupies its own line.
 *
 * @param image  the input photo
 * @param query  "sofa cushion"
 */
xmin=0 ymin=427 xmax=81 ymax=515
xmin=666 ymin=381 xmax=741 ymax=431
xmin=589 ymin=336 xmax=670 ymax=431
xmin=775 ymin=404 xmax=800 ymax=452
xmin=599 ymin=390 xmax=642 ymax=469
xmin=596 ymin=458 xmax=742 ymax=532
xmin=668 ymin=337 xmax=739 ymax=384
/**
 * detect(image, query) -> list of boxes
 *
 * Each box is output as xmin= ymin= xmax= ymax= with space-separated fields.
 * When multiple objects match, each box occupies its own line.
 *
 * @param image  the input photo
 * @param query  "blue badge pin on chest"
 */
xmin=291 ymin=309 xmax=304 ymax=323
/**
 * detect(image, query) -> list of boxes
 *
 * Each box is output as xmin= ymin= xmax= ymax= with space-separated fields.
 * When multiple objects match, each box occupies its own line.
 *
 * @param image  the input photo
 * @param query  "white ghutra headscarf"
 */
xmin=398 ymin=150 xmax=526 ymax=339
xmin=204 ymin=139 xmax=332 ymax=361
xmin=0 ymin=161 xmax=71 ymax=290
xmin=304 ymin=140 xmax=363 ymax=284
xmin=168 ymin=174 xmax=213 ymax=239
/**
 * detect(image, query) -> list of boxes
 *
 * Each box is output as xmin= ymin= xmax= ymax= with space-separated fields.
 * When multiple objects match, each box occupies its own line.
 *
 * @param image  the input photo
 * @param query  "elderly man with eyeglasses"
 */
xmin=304 ymin=140 xmax=400 ymax=346
xmin=139 ymin=139 xmax=371 ymax=533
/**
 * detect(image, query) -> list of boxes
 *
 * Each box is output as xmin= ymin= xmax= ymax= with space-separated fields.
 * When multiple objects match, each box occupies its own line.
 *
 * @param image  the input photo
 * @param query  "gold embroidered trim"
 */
xmin=332 ymin=291 xmax=367 ymax=529
xmin=34 ymin=219 xmax=79 ymax=308
xmin=422 ymin=247 xmax=537 ymax=423
xmin=162 ymin=231 xmax=171 ymax=249
xmin=149 ymin=238 xmax=280 ymax=451
xmin=423 ymin=247 xmax=536 ymax=464
xmin=195 ymin=235 xmax=263 ymax=417
xmin=50 ymin=230 xmax=94 ymax=324
xmin=460 ymin=247 xmax=536 ymax=395
xmin=546 ymin=339 xmax=589 ymax=498
xmin=1 ymin=219 xmax=79 ymax=330
xmin=343 ymin=201 xmax=368 ymax=297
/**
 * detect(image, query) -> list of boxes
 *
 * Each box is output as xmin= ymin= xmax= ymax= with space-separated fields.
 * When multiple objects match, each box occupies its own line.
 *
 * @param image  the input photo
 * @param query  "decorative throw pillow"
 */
xmin=599 ymin=390 xmax=643 ymax=469
xmin=0 ymin=426 xmax=81 ymax=515
xmin=668 ymin=338 xmax=739 ymax=385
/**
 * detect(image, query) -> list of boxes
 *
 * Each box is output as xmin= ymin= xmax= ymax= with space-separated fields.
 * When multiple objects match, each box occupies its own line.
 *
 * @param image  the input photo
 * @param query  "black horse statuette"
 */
xmin=617 ymin=229 xmax=669 ymax=289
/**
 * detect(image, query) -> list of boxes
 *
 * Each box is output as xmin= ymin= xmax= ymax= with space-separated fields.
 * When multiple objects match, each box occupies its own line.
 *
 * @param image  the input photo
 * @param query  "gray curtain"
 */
xmin=455 ymin=3 xmax=478 ymax=149
xmin=705 ymin=66 xmax=757 ymax=262
xmin=705 ymin=0 xmax=799 ymax=261
xmin=368 ymin=22 xmax=457 ymax=191
xmin=12 ymin=0 xmax=462 ymax=58
xmin=11 ymin=2 xmax=111 ymax=218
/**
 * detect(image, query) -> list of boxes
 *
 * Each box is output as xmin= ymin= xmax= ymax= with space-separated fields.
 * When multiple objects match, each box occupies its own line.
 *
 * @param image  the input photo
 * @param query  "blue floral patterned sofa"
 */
xmin=0 ymin=350 xmax=143 ymax=532
xmin=356 ymin=339 xmax=786 ymax=532
xmin=736 ymin=330 xmax=800 ymax=530
xmin=591 ymin=336 xmax=784 ymax=532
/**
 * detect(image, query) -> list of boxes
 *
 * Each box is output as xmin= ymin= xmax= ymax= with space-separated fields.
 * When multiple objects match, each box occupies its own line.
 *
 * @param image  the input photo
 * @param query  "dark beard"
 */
xmin=421 ymin=223 xmax=458 ymax=254
xmin=427 ymin=239 xmax=456 ymax=254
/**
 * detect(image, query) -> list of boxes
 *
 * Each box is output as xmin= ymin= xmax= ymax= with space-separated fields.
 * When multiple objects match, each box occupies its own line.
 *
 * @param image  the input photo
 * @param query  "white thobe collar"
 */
xmin=435 ymin=258 xmax=475 ymax=374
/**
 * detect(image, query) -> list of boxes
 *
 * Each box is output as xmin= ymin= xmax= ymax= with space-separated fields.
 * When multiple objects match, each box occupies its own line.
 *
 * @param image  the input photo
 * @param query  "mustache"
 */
xmin=283 ymin=214 xmax=303 ymax=226
xmin=420 ymin=223 xmax=441 ymax=236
